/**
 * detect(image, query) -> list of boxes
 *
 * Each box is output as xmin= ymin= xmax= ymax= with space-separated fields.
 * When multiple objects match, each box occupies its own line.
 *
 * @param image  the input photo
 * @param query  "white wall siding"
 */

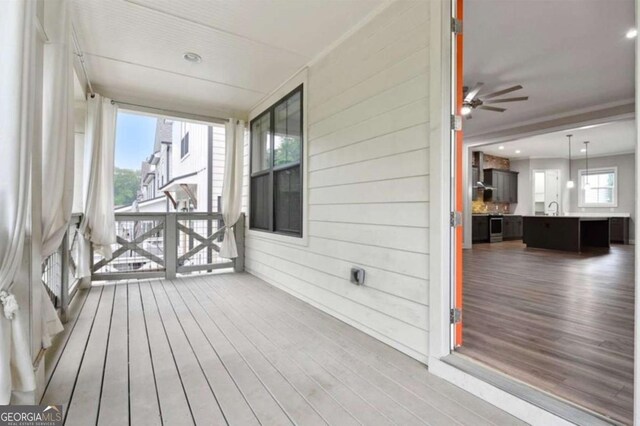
xmin=245 ymin=0 xmax=431 ymax=362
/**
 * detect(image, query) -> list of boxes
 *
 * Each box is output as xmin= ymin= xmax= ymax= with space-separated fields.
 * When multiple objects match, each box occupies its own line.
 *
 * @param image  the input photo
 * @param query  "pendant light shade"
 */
xmin=566 ymin=134 xmax=574 ymax=189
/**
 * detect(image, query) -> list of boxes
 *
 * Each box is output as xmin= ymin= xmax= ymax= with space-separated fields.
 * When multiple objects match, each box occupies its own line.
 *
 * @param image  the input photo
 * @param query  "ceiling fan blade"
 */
xmin=484 ymin=96 xmax=529 ymax=104
xmin=479 ymin=105 xmax=506 ymax=112
xmin=482 ymin=85 xmax=523 ymax=100
xmin=464 ymin=82 xmax=484 ymax=102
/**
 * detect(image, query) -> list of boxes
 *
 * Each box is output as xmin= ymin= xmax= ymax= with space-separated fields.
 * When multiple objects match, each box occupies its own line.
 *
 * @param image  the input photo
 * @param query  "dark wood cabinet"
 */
xmin=610 ymin=217 xmax=630 ymax=244
xmin=503 ymin=215 xmax=523 ymax=240
xmin=472 ymin=215 xmax=489 ymax=242
xmin=483 ymin=169 xmax=518 ymax=203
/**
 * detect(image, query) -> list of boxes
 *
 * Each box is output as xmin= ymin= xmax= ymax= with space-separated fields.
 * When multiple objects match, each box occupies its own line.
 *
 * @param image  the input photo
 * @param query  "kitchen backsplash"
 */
xmin=472 ymin=199 xmax=510 ymax=213
xmin=472 ymin=153 xmax=510 ymax=170
xmin=472 ymin=152 xmax=513 ymax=213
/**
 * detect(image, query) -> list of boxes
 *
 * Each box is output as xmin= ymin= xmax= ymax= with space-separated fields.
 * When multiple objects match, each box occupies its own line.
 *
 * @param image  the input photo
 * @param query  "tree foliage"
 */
xmin=114 ymin=167 xmax=140 ymax=207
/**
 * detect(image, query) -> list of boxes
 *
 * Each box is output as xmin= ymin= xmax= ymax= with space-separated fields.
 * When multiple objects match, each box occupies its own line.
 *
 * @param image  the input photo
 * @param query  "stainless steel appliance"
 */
xmin=489 ymin=215 xmax=503 ymax=242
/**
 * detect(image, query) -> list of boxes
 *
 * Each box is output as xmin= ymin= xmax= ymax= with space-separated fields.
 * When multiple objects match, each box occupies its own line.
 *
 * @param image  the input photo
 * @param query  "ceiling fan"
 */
xmin=462 ymin=83 xmax=528 ymax=118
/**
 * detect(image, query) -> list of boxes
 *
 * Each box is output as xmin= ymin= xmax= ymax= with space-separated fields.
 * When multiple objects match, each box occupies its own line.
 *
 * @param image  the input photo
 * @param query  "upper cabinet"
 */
xmin=483 ymin=169 xmax=518 ymax=203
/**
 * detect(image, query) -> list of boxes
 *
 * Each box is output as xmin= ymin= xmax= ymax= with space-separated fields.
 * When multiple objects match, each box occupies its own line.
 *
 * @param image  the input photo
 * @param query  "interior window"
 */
xmin=579 ymin=167 xmax=617 ymax=207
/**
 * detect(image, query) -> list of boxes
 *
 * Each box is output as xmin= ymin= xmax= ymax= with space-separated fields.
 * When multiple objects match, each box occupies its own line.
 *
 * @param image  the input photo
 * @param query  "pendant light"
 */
xmin=566 ymin=134 xmax=574 ymax=189
xmin=583 ymin=141 xmax=591 ymax=190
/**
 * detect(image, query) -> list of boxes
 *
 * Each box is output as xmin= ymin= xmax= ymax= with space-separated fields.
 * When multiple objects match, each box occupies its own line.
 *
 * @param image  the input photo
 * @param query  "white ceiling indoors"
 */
xmin=464 ymin=0 xmax=635 ymax=137
xmin=480 ymin=119 xmax=636 ymax=159
xmin=71 ymin=0 xmax=386 ymax=118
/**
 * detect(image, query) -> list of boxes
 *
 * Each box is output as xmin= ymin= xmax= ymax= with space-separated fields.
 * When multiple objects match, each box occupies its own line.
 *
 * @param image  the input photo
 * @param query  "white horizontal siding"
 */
xmin=245 ymin=0 xmax=430 ymax=362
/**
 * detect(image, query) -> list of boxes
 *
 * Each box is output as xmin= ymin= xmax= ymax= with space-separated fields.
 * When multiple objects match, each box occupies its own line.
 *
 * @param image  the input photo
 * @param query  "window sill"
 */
xmin=247 ymin=228 xmax=309 ymax=247
xmin=578 ymin=203 xmax=618 ymax=209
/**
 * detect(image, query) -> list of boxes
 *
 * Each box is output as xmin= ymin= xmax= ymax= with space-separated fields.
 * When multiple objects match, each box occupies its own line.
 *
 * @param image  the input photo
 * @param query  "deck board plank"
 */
xmin=159 ymin=279 xmax=260 ymax=426
xmin=41 ymin=287 xmax=101 ymax=408
xmin=188 ymin=276 xmax=362 ymax=426
xmin=183 ymin=278 xmax=327 ymax=426
xmin=65 ymin=285 xmax=115 ymax=426
xmin=98 ymin=283 xmax=129 ymax=426
xmin=44 ymin=273 xmax=524 ymax=426
xmin=149 ymin=281 xmax=228 ymax=425
xmin=128 ymin=281 xmax=162 ymax=426
xmin=167 ymin=278 xmax=294 ymax=426
xmin=223 ymin=273 xmax=515 ymax=426
xmin=138 ymin=280 xmax=194 ymax=426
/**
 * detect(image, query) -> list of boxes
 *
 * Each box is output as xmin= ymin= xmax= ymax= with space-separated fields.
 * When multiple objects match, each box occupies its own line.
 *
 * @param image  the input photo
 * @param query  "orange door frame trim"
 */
xmin=454 ymin=0 xmax=464 ymax=346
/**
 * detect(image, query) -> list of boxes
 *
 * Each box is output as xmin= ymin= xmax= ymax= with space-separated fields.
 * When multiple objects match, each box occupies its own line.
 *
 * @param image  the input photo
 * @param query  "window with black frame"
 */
xmin=250 ymin=85 xmax=302 ymax=236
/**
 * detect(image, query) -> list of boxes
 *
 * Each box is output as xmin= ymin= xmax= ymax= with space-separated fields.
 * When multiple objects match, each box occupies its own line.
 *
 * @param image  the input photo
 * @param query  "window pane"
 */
xmin=275 ymin=166 xmax=301 ymax=234
xmin=250 ymin=175 xmax=270 ymax=230
xmin=274 ymin=91 xmax=301 ymax=167
xmin=598 ymin=188 xmax=613 ymax=203
xmin=251 ymin=112 xmax=271 ymax=173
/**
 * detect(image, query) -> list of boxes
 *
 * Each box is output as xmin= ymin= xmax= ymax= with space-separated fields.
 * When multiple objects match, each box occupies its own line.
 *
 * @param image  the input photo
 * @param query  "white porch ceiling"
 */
xmin=464 ymin=0 xmax=635 ymax=137
xmin=71 ymin=0 xmax=386 ymax=118
xmin=480 ymin=119 xmax=636 ymax=160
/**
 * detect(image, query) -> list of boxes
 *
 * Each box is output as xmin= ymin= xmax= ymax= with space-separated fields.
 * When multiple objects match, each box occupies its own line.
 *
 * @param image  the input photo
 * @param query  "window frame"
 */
xmin=578 ymin=166 xmax=618 ymax=208
xmin=249 ymin=84 xmax=304 ymax=237
xmin=180 ymin=131 xmax=190 ymax=159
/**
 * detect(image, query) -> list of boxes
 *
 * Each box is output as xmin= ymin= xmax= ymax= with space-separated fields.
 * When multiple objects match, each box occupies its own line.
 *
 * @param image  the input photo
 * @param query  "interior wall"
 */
xmin=509 ymin=158 xmax=570 ymax=215
xmin=243 ymin=0 xmax=431 ymax=362
xmin=570 ymin=153 xmax=636 ymax=236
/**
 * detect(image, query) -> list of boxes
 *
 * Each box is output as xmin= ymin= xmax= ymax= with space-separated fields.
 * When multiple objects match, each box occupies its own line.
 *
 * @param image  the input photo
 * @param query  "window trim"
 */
xmin=578 ymin=166 xmax=618 ymax=208
xmin=249 ymin=84 xmax=304 ymax=238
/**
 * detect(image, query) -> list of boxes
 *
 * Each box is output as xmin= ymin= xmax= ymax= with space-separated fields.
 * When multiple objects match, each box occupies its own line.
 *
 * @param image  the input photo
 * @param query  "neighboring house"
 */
xmin=115 ymin=118 xmax=226 ymax=214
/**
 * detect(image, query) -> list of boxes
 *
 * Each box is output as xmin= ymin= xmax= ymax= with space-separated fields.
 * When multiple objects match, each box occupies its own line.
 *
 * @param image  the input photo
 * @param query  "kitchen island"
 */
xmin=523 ymin=216 xmax=610 ymax=252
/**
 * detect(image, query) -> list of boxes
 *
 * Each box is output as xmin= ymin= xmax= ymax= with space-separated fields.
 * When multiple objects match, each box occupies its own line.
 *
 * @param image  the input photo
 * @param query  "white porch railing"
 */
xmin=42 ymin=213 xmax=83 ymax=322
xmin=91 ymin=212 xmax=244 ymax=281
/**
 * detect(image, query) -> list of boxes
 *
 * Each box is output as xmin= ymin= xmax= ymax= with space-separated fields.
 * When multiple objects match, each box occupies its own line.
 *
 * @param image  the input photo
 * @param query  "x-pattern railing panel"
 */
xmin=90 ymin=212 xmax=243 ymax=280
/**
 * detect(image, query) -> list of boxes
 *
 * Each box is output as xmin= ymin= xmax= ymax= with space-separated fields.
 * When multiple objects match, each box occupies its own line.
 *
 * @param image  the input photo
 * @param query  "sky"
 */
xmin=115 ymin=112 xmax=157 ymax=170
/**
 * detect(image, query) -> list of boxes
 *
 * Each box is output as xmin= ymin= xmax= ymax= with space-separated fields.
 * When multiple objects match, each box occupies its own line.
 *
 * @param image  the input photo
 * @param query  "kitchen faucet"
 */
xmin=548 ymin=201 xmax=559 ymax=216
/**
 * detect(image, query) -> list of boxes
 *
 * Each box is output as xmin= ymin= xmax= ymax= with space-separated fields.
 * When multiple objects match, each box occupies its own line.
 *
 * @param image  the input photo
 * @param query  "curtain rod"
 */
xmin=110 ymin=99 xmax=236 ymax=125
xmin=71 ymin=23 xmax=95 ymax=98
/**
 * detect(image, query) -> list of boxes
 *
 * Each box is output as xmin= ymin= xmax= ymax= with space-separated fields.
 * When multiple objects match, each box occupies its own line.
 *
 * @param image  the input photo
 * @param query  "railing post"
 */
xmin=60 ymin=229 xmax=70 ymax=323
xmin=165 ymin=213 xmax=177 ymax=279
xmin=234 ymin=213 xmax=245 ymax=272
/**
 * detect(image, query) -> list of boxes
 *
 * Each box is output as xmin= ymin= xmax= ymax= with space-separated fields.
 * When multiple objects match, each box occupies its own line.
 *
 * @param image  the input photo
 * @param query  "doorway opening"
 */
xmin=450 ymin=0 xmax=636 ymax=424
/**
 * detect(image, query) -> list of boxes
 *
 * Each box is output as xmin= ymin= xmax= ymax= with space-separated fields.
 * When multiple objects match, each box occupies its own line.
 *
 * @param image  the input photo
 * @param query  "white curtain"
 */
xmin=40 ymin=0 xmax=73 ymax=346
xmin=77 ymin=95 xmax=118 ymax=277
xmin=41 ymin=0 xmax=74 ymax=260
xmin=219 ymin=119 xmax=245 ymax=259
xmin=0 ymin=0 xmax=38 ymax=404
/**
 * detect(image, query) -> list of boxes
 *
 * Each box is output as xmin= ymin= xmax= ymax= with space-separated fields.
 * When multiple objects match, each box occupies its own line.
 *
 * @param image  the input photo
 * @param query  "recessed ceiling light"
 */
xmin=580 ymin=148 xmax=587 ymax=152
xmin=183 ymin=52 xmax=202 ymax=63
xmin=498 ymin=146 xmax=504 ymax=150
xmin=515 ymin=150 xmax=521 ymax=154
xmin=626 ymin=28 xmax=637 ymax=39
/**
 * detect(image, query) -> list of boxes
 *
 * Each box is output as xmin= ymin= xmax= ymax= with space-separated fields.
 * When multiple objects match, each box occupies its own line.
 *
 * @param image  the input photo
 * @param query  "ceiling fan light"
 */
xmin=461 ymin=105 xmax=472 ymax=116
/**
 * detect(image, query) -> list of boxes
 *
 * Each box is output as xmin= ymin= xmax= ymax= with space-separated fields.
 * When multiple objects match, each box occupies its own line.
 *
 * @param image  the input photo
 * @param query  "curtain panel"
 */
xmin=220 ymin=120 xmax=245 ymax=259
xmin=78 ymin=95 xmax=118 ymax=277
xmin=0 ymin=0 xmax=39 ymax=404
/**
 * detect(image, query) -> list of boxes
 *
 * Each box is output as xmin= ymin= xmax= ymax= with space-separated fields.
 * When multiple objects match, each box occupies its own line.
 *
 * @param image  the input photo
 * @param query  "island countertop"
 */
xmin=522 ymin=216 xmax=610 ymax=252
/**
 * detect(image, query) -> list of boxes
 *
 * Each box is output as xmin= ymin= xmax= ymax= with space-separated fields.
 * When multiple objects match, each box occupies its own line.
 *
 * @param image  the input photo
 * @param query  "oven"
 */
xmin=490 ymin=216 xmax=503 ymax=242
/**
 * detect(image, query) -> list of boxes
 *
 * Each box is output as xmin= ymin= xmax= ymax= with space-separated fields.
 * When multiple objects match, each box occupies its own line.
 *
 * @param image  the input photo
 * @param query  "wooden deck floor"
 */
xmin=460 ymin=241 xmax=634 ymax=425
xmin=42 ymin=272 xmax=524 ymax=426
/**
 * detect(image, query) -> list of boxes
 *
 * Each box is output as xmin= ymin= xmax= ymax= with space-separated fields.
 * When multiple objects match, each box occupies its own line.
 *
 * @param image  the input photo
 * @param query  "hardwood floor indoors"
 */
xmin=459 ymin=240 xmax=635 ymax=424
